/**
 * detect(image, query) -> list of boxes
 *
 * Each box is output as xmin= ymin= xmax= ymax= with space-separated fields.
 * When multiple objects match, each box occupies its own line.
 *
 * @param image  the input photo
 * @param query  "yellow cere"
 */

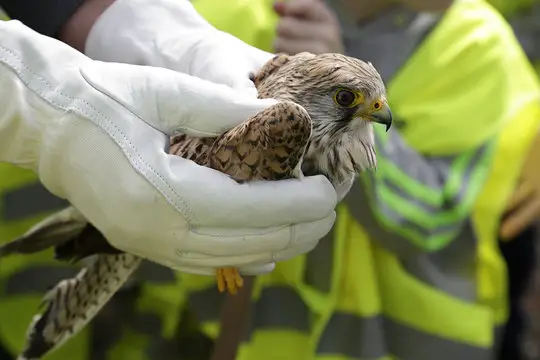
xmin=370 ymin=99 xmax=384 ymax=112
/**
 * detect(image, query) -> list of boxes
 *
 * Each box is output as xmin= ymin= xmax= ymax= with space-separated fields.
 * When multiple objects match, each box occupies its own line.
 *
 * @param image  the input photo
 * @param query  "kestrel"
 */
xmin=0 ymin=52 xmax=391 ymax=359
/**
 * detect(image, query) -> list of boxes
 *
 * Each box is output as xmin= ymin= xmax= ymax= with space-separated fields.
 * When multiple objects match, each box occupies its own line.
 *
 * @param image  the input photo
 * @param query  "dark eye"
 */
xmin=334 ymin=89 xmax=357 ymax=107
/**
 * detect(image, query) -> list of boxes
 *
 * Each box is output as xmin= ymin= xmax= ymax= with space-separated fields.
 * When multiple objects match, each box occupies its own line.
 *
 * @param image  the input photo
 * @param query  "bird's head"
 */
xmin=252 ymin=52 xmax=392 ymax=187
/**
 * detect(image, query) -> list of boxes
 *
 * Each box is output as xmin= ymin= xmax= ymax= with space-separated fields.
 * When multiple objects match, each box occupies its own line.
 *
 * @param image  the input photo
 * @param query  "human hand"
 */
xmin=273 ymin=0 xmax=344 ymax=55
xmin=500 ymin=129 xmax=540 ymax=240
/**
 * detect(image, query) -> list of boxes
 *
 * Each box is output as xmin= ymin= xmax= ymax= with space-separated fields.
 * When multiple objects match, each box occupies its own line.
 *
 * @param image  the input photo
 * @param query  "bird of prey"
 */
xmin=0 ymin=52 xmax=391 ymax=359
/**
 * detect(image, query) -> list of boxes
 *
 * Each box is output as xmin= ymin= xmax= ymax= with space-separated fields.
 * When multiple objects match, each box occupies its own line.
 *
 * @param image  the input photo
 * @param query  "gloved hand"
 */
xmin=0 ymin=20 xmax=337 ymax=275
xmin=85 ymin=0 xmax=273 ymax=98
xmin=84 ymin=0 xmax=356 ymax=203
xmin=500 ymin=128 xmax=540 ymax=241
xmin=273 ymin=0 xmax=344 ymax=55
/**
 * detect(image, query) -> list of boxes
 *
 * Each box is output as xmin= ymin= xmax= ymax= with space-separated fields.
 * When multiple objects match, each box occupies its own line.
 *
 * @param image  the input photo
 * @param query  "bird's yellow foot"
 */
xmin=216 ymin=267 xmax=243 ymax=295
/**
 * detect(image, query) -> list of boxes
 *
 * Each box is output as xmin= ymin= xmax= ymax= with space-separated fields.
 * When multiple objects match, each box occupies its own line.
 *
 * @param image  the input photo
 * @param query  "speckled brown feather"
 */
xmin=171 ymin=101 xmax=311 ymax=183
xmin=2 ymin=52 xmax=388 ymax=359
xmin=18 ymin=253 xmax=142 ymax=360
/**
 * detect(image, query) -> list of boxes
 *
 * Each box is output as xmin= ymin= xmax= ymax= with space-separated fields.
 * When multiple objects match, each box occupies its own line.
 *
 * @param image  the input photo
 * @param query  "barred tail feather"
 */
xmin=0 ymin=207 xmax=86 ymax=257
xmin=18 ymin=254 xmax=142 ymax=359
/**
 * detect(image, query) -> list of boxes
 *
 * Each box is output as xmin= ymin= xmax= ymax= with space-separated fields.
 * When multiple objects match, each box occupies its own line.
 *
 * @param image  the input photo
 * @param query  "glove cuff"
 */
xmin=84 ymin=0 xmax=214 ymax=69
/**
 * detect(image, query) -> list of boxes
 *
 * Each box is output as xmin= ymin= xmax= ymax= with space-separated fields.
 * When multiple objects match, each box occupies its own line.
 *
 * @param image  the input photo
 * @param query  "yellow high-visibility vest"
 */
xmin=490 ymin=0 xmax=540 ymax=74
xmin=165 ymin=0 xmax=540 ymax=359
xmin=0 ymin=0 xmax=539 ymax=358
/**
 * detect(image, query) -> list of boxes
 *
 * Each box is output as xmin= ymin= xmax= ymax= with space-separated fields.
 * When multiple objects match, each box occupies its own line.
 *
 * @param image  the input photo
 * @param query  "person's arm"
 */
xmin=2 ymin=0 xmax=278 ymax=99
xmin=57 ymin=0 xmax=115 ymax=51
xmin=0 ymin=19 xmax=337 ymax=274
xmin=83 ymin=0 xmax=274 ymax=96
xmin=0 ymin=0 xmax=114 ymax=51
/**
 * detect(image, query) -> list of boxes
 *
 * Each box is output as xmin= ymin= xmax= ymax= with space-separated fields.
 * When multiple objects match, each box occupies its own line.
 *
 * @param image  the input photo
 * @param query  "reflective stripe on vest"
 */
xmin=187 ymin=284 xmax=493 ymax=359
xmin=187 ymin=234 xmax=493 ymax=359
xmin=88 ymin=275 xmax=181 ymax=360
xmin=1 ymin=265 xmax=79 ymax=295
xmin=318 ymin=313 xmax=493 ymax=360
xmin=1 ymin=182 xmax=68 ymax=221
xmin=348 ymin=140 xmax=493 ymax=302
xmin=2 ymin=260 xmax=177 ymax=295
xmin=87 ymin=287 xmax=166 ymax=360
xmin=506 ymin=3 xmax=540 ymax=63
xmin=360 ymin=130 xmax=493 ymax=252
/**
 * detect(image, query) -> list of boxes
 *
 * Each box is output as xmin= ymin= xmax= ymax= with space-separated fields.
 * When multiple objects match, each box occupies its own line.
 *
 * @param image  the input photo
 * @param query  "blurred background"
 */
xmin=0 ymin=0 xmax=540 ymax=359
xmin=523 ymin=238 xmax=540 ymax=360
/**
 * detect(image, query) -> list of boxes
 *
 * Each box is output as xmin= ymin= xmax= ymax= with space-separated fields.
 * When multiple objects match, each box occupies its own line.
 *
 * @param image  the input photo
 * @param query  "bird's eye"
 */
xmin=334 ymin=89 xmax=359 ymax=107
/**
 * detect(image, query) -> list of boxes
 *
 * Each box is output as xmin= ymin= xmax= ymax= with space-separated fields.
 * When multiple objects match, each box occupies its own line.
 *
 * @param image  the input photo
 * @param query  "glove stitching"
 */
xmin=0 ymin=45 xmax=195 ymax=223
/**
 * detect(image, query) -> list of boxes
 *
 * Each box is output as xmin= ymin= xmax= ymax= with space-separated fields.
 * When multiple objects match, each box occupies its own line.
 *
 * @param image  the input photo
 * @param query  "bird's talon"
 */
xmin=216 ymin=267 xmax=243 ymax=295
xmin=235 ymin=275 xmax=244 ymax=288
xmin=216 ymin=272 xmax=226 ymax=293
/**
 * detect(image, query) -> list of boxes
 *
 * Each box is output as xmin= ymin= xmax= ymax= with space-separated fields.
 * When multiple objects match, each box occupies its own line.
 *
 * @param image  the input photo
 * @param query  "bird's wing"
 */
xmin=169 ymin=134 xmax=214 ymax=164
xmin=167 ymin=101 xmax=312 ymax=183
xmin=206 ymin=101 xmax=312 ymax=182
xmin=53 ymin=225 xmax=122 ymax=262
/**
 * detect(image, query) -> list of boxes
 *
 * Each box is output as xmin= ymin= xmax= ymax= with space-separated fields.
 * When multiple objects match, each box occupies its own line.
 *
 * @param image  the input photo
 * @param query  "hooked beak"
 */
xmin=364 ymin=103 xmax=393 ymax=132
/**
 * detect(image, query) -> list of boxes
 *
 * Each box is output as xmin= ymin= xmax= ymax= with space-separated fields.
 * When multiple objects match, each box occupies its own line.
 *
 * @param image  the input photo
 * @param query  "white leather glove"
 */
xmin=85 ymin=0 xmax=354 ymax=201
xmin=85 ymin=0 xmax=273 ymax=97
xmin=0 ymin=20 xmax=337 ymax=276
xmin=85 ymin=0 xmax=356 ymax=202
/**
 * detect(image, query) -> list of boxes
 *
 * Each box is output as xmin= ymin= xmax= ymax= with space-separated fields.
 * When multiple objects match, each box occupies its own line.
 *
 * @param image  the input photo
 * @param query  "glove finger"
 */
xmin=80 ymin=61 xmax=276 ymax=137
xmin=185 ymin=213 xmax=335 ymax=256
xmin=238 ymin=263 xmax=276 ymax=275
xmin=288 ymin=210 xmax=336 ymax=249
xmin=335 ymin=176 xmax=355 ymax=203
xmin=273 ymin=241 xmax=319 ymax=263
xmin=227 ymin=76 xmax=260 ymax=98
xmin=171 ymin=265 xmax=216 ymax=276
xmin=170 ymin=262 xmax=275 ymax=277
xmin=270 ymin=213 xmax=335 ymax=263
xmin=222 ymin=52 xmax=274 ymax=96
xmin=173 ymin=252 xmax=275 ymax=268
xmin=184 ymin=49 xmax=259 ymax=98
xmin=175 ymin=170 xmax=337 ymax=228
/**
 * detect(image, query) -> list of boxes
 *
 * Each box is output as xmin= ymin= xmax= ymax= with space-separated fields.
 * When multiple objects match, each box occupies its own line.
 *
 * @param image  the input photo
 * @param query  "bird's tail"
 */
xmin=18 ymin=254 xmax=142 ymax=360
xmin=0 ymin=206 xmax=87 ymax=257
